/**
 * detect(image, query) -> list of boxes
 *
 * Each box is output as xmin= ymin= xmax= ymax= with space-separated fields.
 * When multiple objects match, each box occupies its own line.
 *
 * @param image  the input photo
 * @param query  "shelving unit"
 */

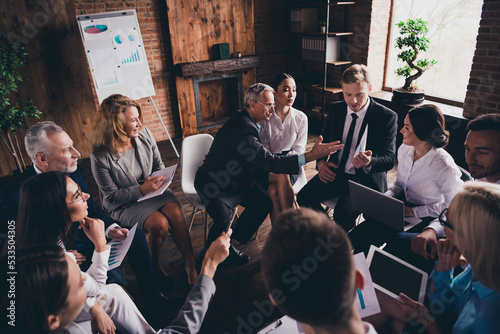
xmin=287 ymin=1 xmax=355 ymax=124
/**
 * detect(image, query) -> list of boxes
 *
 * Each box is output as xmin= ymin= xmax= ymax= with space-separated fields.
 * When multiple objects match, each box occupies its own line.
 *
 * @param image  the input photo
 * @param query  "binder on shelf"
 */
xmin=301 ymin=36 xmax=340 ymax=62
xmin=290 ymin=8 xmax=318 ymax=33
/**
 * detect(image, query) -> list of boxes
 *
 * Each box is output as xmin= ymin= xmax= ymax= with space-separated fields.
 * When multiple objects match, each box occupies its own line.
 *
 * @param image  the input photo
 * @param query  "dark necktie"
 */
xmin=339 ymin=113 xmax=358 ymax=172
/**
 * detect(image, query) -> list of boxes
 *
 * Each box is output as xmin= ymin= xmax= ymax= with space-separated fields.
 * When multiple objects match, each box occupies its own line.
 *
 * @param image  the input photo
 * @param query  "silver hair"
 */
xmin=244 ymin=83 xmax=274 ymax=108
xmin=24 ymin=121 xmax=64 ymax=163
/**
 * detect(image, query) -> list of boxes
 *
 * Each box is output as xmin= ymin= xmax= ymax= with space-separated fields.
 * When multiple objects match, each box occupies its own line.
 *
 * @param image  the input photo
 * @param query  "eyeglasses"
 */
xmin=67 ymin=185 xmax=86 ymax=205
xmin=253 ymin=100 xmax=275 ymax=110
xmin=438 ymin=208 xmax=454 ymax=231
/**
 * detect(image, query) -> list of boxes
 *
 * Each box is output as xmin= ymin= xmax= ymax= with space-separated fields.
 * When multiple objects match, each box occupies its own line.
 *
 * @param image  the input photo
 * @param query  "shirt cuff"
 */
xmin=298 ymin=154 xmax=306 ymax=167
xmin=105 ymin=223 xmax=120 ymax=238
xmin=363 ymin=165 xmax=372 ymax=174
xmin=92 ymin=245 xmax=111 ymax=266
xmin=425 ymin=219 xmax=446 ymax=238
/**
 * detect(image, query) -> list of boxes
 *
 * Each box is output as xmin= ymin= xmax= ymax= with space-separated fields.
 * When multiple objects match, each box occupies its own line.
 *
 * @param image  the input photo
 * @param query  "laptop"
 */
xmin=367 ymin=245 xmax=428 ymax=304
xmin=348 ymin=180 xmax=421 ymax=232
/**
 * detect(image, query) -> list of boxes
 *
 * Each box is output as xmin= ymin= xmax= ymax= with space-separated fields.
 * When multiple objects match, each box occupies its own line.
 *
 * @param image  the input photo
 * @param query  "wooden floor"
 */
xmin=2 ymin=133 xmax=397 ymax=333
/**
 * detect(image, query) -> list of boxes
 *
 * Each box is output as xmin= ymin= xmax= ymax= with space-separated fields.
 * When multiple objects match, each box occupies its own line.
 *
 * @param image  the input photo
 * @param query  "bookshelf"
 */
xmin=288 ymin=1 xmax=354 ymax=123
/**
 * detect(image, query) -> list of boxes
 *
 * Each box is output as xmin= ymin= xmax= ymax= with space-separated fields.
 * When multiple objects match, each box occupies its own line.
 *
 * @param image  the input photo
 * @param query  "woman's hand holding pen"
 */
xmin=139 ymin=175 xmax=166 ymax=194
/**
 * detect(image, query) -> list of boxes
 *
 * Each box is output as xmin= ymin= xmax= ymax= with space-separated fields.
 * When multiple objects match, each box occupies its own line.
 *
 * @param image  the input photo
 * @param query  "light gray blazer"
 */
xmin=90 ymin=127 xmax=164 ymax=215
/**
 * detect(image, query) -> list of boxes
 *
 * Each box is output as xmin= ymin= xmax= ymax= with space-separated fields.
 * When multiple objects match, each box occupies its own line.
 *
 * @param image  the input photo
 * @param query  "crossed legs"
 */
xmin=143 ymin=202 xmax=197 ymax=285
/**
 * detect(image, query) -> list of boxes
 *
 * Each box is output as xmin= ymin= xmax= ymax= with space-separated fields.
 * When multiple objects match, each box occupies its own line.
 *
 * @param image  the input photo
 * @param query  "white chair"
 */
xmin=181 ymin=134 xmax=214 ymax=242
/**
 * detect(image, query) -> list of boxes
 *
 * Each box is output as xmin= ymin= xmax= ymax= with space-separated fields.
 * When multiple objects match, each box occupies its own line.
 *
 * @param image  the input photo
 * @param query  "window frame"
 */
xmin=381 ymin=0 xmax=466 ymax=108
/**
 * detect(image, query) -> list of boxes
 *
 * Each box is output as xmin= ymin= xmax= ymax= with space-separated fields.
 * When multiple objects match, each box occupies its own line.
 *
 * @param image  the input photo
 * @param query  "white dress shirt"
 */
xmin=260 ymin=106 xmax=308 ymax=155
xmin=386 ymin=144 xmax=463 ymax=220
xmin=339 ymin=99 xmax=370 ymax=174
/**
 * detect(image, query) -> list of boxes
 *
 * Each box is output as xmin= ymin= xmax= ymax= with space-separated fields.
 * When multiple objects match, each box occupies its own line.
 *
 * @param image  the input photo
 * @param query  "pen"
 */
xmin=262 ymin=319 xmax=282 ymax=334
xmin=357 ymin=289 xmax=366 ymax=309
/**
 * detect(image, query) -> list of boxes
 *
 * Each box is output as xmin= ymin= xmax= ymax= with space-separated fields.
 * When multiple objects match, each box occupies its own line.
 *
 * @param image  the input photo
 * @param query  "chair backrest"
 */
xmin=181 ymin=134 xmax=214 ymax=195
xmin=458 ymin=165 xmax=473 ymax=182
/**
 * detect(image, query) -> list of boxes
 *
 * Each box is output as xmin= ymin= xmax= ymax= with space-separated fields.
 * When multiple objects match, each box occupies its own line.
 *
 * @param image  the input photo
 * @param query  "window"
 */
xmin=384 ymin=0 xmax=483 ymax=103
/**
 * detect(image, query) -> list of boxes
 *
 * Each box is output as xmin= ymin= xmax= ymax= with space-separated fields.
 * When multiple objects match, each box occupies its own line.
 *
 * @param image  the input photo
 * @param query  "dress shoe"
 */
xmin=222 ymin=244 xmax=250 ymax=266
xmin=144 ymin=292 xmax=185 ymax=314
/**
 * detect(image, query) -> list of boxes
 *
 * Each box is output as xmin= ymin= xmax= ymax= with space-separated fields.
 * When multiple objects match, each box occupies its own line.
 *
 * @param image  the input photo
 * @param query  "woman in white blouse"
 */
xmin=259 ymin=73 xmax=308 ymax=222
xmin=386 ymin=104 xmax=463 ymax=219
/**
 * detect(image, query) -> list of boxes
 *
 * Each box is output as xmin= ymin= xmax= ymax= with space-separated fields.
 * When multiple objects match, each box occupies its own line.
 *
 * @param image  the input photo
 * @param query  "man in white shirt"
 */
xmin=411 ymin=113 xmax=500 ymax=259
xmin=261 ymin=208 xmax=377 ymax=334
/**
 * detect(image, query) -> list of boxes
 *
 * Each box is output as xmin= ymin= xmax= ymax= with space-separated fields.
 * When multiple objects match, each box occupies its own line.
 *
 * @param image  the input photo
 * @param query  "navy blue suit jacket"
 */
xmin=319 ymin=97 xmax=398 ymax=192
xmin=195 ymin=109 xmax=299 ymax=208
xmin=0 ymin=165 xmax=119 ymax=240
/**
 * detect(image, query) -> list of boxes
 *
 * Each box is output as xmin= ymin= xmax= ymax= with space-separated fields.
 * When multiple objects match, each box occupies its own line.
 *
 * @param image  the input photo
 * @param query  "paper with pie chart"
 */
xmin=81 ymin=18 xmax=110 ymax=41
xmin=77 ymin=10 xmax=155 ymax=103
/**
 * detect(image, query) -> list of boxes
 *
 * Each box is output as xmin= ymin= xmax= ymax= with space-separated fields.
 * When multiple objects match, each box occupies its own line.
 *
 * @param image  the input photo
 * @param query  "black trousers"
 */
xmin=205 ymin=184 xmax=272 ymax=247
xmin=297 ymin=173 xmax=361 ymax=232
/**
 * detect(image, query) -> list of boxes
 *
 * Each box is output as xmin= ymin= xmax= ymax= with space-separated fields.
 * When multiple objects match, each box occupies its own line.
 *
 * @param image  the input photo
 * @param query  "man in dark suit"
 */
xmin=0 ymin=121 xmax=176 ymax=311
xmin=297 ymin=64 xmax=398 ymax=231
xmin=195 ymin=83 xmax=343 ymax=265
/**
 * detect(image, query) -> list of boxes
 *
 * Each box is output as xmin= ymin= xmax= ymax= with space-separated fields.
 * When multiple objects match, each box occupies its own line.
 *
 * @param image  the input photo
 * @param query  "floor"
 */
xmin=2 ymin=133 xmax=397 ymax=333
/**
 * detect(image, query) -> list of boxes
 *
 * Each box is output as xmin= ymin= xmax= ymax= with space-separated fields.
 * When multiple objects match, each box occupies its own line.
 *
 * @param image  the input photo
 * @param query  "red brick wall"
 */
xmin=74 ymin=0 xmax=181 ymax=140
xmin=463 ymin=0 xmax=500 ymax=118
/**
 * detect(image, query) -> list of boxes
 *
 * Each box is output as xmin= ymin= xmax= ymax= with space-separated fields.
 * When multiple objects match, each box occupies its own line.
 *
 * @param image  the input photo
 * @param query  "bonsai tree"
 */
xmin=0 ymin=33 xmax=41 ymax=172
xmin=394 ymin=18 xmax=437 ymax=92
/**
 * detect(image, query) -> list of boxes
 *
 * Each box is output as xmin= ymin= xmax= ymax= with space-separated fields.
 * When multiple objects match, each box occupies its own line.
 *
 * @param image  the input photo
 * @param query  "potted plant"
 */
xmin=392 ymin=18 xmax=437 ymax=104
xmin=318 ymin=20 xmax=326 ymax=34
xmin=0 ymin=33 xmax=41 ymax=173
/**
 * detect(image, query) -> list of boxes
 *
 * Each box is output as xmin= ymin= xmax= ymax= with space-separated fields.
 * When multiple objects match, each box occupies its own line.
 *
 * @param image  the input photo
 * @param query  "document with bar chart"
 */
xmin=77 ymin=10 xmax=155 ymax=103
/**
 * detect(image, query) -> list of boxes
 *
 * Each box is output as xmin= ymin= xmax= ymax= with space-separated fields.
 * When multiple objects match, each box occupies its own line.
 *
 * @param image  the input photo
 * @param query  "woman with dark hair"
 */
xmin=258 ymin=73 xmax=308 ymax=222
xmin=15 ymin=171 xmax=156 ymax=333
xmin=90 ymin=94 xmax=197 ymax=285
xmin=16 ymin=171 xmax=73 ymax=248
xmin=14 ymin=244 xmax=86 ymax=334
xmin=386 ymin=104 xmax=463 ymax=219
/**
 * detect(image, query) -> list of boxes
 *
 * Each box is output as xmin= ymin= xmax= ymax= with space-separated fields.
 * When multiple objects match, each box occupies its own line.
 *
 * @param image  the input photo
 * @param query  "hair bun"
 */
xmin=429 ymin=128 xmax=449 ymax=148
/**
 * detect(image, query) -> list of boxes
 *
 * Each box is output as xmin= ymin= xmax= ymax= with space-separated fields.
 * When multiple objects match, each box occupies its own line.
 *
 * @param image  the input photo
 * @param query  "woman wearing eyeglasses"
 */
xmin=90 ymin=94 xmax=197 ymax=287
xmin=15 ymin=171 xmax=156 ymax=333
xmin=392 ymin=181 xmax=500 ymax=333
xmin=14 ymin=171 xmax=232 ymax=334
xmin=257 ymin=73 xmax=308 ymax=222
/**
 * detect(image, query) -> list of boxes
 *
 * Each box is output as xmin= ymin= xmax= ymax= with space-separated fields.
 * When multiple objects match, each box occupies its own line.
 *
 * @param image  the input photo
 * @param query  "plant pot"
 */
xmin=392 ymin=89 xmax=425 ymax=104
xmin=320 ymin=26 xmax=326 ymax=34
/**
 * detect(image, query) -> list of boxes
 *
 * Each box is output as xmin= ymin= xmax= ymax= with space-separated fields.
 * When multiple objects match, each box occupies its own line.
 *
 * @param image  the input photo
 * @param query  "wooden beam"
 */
xmin=176 ymin=56 xmax=259 ymax=78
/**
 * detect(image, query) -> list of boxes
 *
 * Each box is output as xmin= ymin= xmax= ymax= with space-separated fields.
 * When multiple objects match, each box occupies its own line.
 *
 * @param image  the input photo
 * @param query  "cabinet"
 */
xmin=287 ymin=1 xmax=354 ymax=124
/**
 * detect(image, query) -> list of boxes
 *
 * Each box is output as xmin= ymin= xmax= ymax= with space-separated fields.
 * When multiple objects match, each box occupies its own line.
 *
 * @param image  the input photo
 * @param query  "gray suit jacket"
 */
xmin=90 ymin=127 xmax=164 ymax=215
xmin=158 ymin=274 xmax=216 ymax=333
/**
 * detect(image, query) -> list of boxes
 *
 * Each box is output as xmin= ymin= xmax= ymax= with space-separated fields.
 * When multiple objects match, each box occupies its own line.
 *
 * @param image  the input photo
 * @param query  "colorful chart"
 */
xmin=84 ymin=24 xmax=108 ymax=34
xmin=114 ymin=35 xmax=124 ymax=44
xmin=101 ymin=70 xmax=120 ymax=86
xmin=121 ymin=48 xmax=141 ymax=64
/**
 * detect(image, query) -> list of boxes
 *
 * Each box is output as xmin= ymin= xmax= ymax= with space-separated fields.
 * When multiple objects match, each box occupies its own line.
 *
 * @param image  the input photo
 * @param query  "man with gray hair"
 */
xmin=0 ymin=121 xmax=180 ymax=312
xmin=195 ymin=83 xmax=343 ymax=265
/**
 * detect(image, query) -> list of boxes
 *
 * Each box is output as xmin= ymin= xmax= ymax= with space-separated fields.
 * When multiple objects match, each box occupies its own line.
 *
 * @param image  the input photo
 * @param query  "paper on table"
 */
xmin=257 ymin=316 xmax=305 ymax=334
xmin=107 ymin=223 xmax=137 ymax=270
xmin=137 ymin=164 xmax=177 ymax=202
xmin=354 ymin=252 xmax=381 ymax=318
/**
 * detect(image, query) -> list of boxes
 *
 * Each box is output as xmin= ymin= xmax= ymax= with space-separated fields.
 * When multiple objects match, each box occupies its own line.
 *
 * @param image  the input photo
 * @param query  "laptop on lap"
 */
xmin=348 ymin=180 xmax=421 ymax=232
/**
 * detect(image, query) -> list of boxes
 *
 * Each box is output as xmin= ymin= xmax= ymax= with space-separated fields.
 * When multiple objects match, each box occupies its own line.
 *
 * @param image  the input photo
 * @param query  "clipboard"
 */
xmin=137 ymin=164 xmax=177 ymax=202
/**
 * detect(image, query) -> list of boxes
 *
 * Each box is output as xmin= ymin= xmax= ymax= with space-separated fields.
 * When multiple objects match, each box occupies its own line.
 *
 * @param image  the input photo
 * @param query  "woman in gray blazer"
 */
xmin=90 ymin=94 xmax=197 ymax=286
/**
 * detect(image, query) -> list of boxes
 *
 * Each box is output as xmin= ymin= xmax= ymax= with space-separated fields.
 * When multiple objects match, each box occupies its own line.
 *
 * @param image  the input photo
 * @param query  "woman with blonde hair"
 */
xmin=392 ymin=181 xmax=500 ymax=333
xmin=91 ymin=94 xmax=197 ymax=286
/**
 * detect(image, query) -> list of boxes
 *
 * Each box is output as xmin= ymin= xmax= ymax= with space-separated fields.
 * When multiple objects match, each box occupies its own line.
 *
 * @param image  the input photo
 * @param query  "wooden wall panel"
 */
xmin=166 ymin=0 xmax=256 ymax=137
xmin=0 ymin=0 xmax=96 ymax=176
